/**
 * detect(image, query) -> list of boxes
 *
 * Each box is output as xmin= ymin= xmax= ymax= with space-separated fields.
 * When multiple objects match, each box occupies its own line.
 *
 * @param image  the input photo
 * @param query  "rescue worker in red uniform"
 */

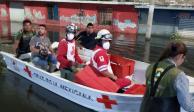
xmin=57 ymin=24 xmax=83 ymax=81
xmin=90 ymin=29 xmax=117 ymax=81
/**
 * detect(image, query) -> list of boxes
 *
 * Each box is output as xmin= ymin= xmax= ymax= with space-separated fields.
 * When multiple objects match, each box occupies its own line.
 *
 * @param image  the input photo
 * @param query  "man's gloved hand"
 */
xmin=69 ymin=61 xmax=76 ymax=66
xmin=112 ymin=75 xmax=118 ymax=81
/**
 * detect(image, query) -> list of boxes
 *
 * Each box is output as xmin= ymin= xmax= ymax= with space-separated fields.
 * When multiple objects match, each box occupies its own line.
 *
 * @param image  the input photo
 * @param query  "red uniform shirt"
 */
xmin=90 ymin=46 xmax=109 ymax=72
xmin=57 ymin=39 xmax=83 ymax=69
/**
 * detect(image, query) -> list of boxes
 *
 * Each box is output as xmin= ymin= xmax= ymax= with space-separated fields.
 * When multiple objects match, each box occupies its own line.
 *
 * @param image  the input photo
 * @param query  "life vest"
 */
xmin=17 ymin=31 xmax=34 ymax=55
xmin=140 ymin=59 xmax=181 ymax=112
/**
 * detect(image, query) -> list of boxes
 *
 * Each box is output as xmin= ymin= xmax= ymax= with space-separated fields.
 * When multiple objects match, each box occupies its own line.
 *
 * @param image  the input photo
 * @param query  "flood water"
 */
xmin=0 ymin=21 xmax=194 ymax=112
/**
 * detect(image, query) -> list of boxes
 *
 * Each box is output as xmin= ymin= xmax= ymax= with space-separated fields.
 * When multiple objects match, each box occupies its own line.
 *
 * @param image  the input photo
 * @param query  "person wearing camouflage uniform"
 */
xmin=13 ymin=19 xmax=35 ymax=60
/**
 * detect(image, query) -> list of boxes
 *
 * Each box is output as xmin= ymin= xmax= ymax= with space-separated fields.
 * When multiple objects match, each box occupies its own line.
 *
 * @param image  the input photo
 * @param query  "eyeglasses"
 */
xmin=101 ymin=34 xmax=112 ymax=40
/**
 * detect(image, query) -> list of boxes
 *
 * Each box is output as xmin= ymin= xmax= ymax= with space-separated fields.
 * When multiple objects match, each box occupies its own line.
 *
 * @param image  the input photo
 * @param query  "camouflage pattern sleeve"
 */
xmin=15 ymin=30 xmax=23 ymax=40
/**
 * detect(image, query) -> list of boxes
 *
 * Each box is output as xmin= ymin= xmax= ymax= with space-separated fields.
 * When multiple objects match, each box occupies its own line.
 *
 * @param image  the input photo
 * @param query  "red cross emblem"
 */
xmin=71 ymin=46 xmax=75 ymax=55
xmin=97 ymin=95 xmax=117 ymax=109
xmin=24 ymin=66 xmax=32 ymax=78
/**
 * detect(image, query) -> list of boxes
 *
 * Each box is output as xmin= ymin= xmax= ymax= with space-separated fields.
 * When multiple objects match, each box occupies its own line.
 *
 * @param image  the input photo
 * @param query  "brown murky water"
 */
xmin=0 ymin=21 xmax=194 ymax=112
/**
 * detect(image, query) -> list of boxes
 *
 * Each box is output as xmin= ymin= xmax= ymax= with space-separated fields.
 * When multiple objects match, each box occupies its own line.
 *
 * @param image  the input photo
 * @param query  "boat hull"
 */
xmin=0 ymin=51 xmax=143 ymax=112
xmin=0 ymin=51 xmax=193 ymax=112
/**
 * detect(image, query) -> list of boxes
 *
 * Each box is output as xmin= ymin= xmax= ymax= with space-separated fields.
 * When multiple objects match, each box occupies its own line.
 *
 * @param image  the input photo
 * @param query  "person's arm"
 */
xmin=57 ymin=41 xmax=70 ymax=68
xmin=13 ymin=31 xmax=22 ymax=53
xmin=101 ymin=70 xmax=117 ymax=81
xmin=75 ymin=31 xmax=83 ymax=41
xmin=30 ymin=46 xmax=40 ymax=53
xmin=47 ymin=39 xmax=53 ymax=54
xmin=75 ymin=47 xmax=83 ymax=64
xmin=75 ymin=31 xmax=84 ymax=48
xmin=49 ymin=46 xmax=54 ymax=54
xmin=174 ymin=72 xmax=194 ymax=112
xmin=29 ymin=37 xmax=39 ymax=54
xmin=95 ymin=52 xmax=117 ymax=80
xmin=13 ymin=40 xmax=19 ymax=53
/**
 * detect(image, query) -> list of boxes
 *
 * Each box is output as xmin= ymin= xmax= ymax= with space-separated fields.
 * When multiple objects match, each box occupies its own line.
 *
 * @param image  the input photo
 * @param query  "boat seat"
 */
xmin=124 ymin=84 xmax=145 ymax=95
xmin=27 ymin=61 xmax=60 ymax=76
xmin=28 ymin=62 xmax=34 ymax=65
xmin=75 ymin=65 xmax=120 ymax=92
xmin=51 ymin=71 xmax=61 ymax=77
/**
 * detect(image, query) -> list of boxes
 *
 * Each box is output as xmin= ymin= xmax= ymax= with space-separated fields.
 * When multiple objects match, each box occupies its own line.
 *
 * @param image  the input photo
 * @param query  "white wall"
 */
xmin=138 ymin=24 xmax=175 ymax=36
xmin=9 ymin=2 xmax=25 ymax=35
xmin=9 ymin=2 xmax=25 ymax=22
xmin=10 ymin=22 xmax=23 ymax=35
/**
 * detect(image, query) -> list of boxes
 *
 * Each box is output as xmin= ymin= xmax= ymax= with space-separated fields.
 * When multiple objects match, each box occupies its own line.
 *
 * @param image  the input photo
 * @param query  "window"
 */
xmin=98 ymin=8 xmax=113 ymax=25
xmin=48 ymin=31 xmax=59 ymax=42
xmin=47 ymin=4 xmax=59 ymax=20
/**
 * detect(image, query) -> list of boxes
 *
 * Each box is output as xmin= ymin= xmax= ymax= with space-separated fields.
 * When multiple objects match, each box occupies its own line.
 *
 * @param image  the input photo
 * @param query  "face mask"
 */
xmin=67 ymin=33 xmax=74 ymax=41
xmin=102 ymin=41 xmax=110 ymax=50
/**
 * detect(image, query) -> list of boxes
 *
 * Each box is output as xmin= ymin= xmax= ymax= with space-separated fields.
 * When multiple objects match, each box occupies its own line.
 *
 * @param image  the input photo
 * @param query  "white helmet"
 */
xmin=66 ymin=23 xmax=77 ymax=34
xmin=95 ymin=29 xmax=112 ymax=40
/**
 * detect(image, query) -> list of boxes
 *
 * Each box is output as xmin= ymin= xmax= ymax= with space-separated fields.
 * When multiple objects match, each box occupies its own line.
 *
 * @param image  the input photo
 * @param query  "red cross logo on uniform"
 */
xmin=24 ymin=66 xmax=32 ymax=78
xmin=97 ymin=95 xmax=117 ymax=109
xmin=71 ymin=46 xmax=75 ymax=55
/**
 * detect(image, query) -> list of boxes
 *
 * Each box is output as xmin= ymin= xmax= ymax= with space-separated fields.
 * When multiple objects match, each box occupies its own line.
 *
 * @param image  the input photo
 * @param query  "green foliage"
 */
xmin=170 ymin=32 xmax=182 ymax=40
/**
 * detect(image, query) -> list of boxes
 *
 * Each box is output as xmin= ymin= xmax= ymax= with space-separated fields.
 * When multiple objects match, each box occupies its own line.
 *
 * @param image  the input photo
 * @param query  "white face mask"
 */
xmin=67 ymin=33 xmax=74 ymax=41
xmin=102 ymin=41 xmax=110 ymax=50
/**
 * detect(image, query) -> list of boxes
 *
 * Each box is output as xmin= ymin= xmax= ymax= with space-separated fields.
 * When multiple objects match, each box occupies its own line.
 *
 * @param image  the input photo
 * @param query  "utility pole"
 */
xmin=145 ymin=0 xmax=155 ymax=40
xmin=144 ymin=40 xmax=150 ymax=62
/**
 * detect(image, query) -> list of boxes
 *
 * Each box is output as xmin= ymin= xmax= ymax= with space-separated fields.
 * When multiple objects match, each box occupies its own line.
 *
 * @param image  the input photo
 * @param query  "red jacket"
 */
xmin=57 ymin=39 xmax=83 ymax=69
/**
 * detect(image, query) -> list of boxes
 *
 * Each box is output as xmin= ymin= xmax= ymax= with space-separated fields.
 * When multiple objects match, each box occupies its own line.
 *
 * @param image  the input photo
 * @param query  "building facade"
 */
xmin=138 ymin=8 xmax=194 ymax=36
xmin=0 ymin=1 xmax=138 ymax=34
xmin=1 ymin=1 xmax=194 ymax=37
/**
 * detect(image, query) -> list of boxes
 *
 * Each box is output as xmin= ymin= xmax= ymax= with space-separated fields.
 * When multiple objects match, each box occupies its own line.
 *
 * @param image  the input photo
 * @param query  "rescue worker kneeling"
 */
xmin=57 ymin=24 xmax=83 ymax=81
xmin=90 ymin=29 xmax=117 ymax=81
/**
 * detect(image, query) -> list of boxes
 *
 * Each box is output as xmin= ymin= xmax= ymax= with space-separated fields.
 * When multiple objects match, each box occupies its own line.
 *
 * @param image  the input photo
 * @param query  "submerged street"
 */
xmin=1 ymin=0 xmax=194 ymax=111
xmin=0 ymin=22 xmax=194 ymax=112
